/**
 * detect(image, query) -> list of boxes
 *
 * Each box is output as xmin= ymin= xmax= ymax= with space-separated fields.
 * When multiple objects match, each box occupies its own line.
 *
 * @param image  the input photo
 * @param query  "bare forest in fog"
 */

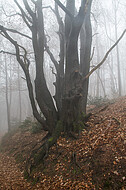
xmin=0 ymin=0 xmax=126 ymax=189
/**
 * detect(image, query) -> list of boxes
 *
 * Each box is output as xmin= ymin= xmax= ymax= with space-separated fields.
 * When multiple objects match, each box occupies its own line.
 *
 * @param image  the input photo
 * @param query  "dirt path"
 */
xmin=0 ymin=153 xmax=33 ymax=190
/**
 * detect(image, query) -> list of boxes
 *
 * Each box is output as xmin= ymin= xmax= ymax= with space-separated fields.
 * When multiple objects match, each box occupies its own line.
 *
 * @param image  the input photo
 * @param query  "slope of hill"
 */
xmin=0 ymin=97 xmax=126 ymax=190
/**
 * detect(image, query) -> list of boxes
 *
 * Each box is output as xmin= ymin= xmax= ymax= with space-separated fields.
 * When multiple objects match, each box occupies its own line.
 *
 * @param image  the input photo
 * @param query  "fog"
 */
xmin=0 ymin=0 xmax=126 ymax=134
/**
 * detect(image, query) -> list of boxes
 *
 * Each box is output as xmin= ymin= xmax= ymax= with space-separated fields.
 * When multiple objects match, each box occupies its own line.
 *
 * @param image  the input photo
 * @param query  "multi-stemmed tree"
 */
xmin=0 ymin=0 xmax=93 ymax=132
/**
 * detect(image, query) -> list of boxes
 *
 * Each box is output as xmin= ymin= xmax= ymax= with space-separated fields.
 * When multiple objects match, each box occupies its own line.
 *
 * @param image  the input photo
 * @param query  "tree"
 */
xmin=0 ymin=0 xmax=93 ymax=166
xmin=4 ymin=54 xmax=11 ymax=132
xmin=55 ymin=0 xmax=93 ymax=131
xmin=0 ymin=0 xmax=125 ymax=171
xmin=113 ymin=0 xmax=122 ymax=96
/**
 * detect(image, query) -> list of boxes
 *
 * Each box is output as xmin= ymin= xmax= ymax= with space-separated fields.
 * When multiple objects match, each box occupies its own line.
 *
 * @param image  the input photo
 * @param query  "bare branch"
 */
xmin=44 ymin=39 xmax=59 ymax=72
xmin=92 ymin=33 xmax=98 ymax=38
xmin=14 ymin=0 xmax=32 ymax=30
xmin=2 ymin=6 xmax=21 ymax=17
xmin=91 ymin=12 xmax=97 ymax=23
xmin=0 ymin=25 xmax=30 ymax=68
xmin=3 ymin=27 xmax=32 ymax=40
xmin=0 ymin=26 xmax=25 ymax=72
xmin=0 ymin=31 xmax=6 ymax=38
xmin=21 ymin=14 xmax=32 ymax=30
xmin=18 ymin=44 xmax=28 ymax=65
xmin=23 ymin=0 xmax=35 ymax=18
xmin=42 ymin=6 xmax=55 ymax=14
xmin=14 ymin=0 xmax=32 ymax=23
xmin=21 ymin=76 xmax=26 ymax=81
xmin=0 ymin=50 xmax=30 ymax=68
xmin=0 ymin=50 xmax=17 ymax=56
xmin=55 ymin=2 xmax=64 ymax=27
xmin=54 ymin=0 xmax=74 ymax=19
xmin=84 ymin=29 xmax=126 ymax=80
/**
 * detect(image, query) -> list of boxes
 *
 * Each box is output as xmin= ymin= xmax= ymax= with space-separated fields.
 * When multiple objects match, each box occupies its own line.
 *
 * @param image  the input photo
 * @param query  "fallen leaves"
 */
xmin=0 ymin=153 xmax=33 ymax=190
xmin=0 ymin=96 xmax=126 ymax=189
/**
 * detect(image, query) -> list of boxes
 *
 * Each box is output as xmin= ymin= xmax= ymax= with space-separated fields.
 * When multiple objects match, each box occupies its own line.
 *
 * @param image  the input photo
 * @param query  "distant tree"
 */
xmin=112 ymin=0 xmax=122 ymax=96
xmin=4 ymin=55 xmax=11 ymax=132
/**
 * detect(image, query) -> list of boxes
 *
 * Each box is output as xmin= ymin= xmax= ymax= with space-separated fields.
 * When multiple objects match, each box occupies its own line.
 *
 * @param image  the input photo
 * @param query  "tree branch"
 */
xmin=54 ymin=0 xmax=74 ymax=19
xmin=23 ymin=0 xmax=35 ymax=18
xmin=0 ymin=49 xmax=30 ymax=68
xmin=84 ymin=29 xmax=126 ymax=80
xmin=0 ymin=26 xmax=30 ymax=67
xmin=44 ymin=38 xmax=59 ymax=72
xmin=14 ymin=0 xmax=32 ymax=23
xmin=42 ymin=6 xmax=55 ymax=13
xmin=2 ymin=6 xmax=21 ymax=18
xmin=14 ymin=0 xmax=32 ymax=29
xmin=0 ymin=50 xmax=20 ymax=57
xmin=55 ymin=2 xmax=64 ymax=28
xmin=3 ymin=27 xmax=32 ymax=40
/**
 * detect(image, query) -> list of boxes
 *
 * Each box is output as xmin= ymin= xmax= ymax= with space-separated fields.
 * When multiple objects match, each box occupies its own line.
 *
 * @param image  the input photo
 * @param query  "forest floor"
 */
xmin=0 ymin=96 xmax=126 ymax=190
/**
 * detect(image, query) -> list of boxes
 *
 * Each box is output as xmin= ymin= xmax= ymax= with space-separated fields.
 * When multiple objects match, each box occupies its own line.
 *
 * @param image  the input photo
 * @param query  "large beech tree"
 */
xmin=0 ymin=0 xmax=125 ymax=170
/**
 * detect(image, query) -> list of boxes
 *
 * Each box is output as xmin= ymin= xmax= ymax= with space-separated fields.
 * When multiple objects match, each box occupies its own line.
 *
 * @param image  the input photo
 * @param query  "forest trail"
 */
xmin=0 ymin=97 xmax=126 ymax=190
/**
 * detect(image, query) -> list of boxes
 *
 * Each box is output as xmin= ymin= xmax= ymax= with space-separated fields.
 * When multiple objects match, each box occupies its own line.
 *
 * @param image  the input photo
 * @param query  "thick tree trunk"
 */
xmin=80 ymin=1 xmax=92 ymax=114
xmin=61 ymin=0 xmax=92 ymax=131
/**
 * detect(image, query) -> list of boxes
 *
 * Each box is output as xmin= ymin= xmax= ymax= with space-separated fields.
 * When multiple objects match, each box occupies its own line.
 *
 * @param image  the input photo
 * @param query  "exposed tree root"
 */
xmin=25 ymin=121 xmax=63 ymax=176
